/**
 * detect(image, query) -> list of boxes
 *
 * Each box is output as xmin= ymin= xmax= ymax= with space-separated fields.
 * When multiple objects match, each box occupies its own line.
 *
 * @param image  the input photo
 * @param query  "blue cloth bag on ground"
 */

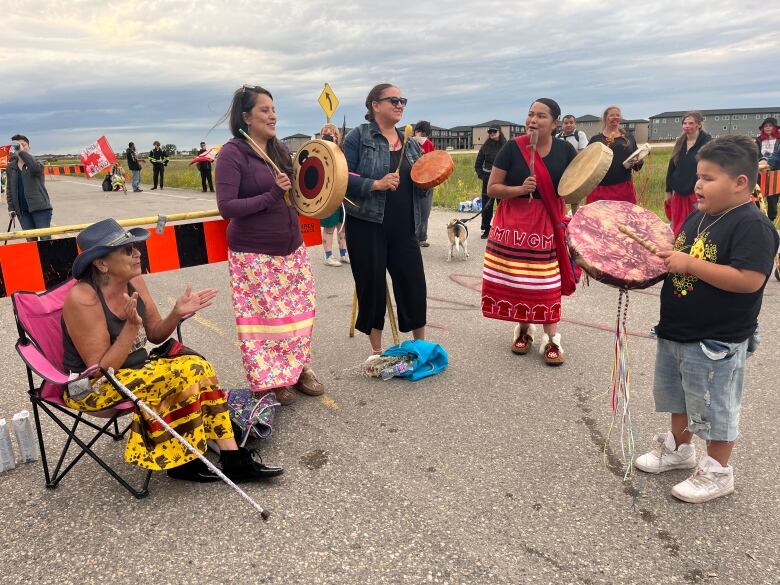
xmin=381 ymin=340 xmax=448 ymax=381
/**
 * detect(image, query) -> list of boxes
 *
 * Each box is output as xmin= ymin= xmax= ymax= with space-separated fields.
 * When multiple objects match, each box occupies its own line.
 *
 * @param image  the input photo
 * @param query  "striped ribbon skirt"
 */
xmin=228 ymin=245 xmax=316 ymax=392
xmin=481 ymin=198 xmax=562 ymax=324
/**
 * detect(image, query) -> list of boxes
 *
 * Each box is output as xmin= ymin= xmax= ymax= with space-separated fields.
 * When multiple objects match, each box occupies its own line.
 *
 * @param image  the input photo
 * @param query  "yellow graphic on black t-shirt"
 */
xmin=671 ymin=230 xmax=717 ymax=297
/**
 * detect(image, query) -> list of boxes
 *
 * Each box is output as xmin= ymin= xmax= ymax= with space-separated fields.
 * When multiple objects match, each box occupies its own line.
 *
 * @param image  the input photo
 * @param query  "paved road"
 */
xmin=0 ymin=176 xmax=778 ymax=584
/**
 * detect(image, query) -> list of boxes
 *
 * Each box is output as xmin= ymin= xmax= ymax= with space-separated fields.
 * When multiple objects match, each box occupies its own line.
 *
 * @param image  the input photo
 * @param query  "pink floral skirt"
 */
xmin=228 ymin=245 xmax=316 ymax=392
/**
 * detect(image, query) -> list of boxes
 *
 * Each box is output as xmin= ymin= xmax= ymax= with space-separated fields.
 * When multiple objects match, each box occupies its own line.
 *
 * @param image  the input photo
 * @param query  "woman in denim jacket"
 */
xmin=343 ymin=83 xmax=429 ymax=358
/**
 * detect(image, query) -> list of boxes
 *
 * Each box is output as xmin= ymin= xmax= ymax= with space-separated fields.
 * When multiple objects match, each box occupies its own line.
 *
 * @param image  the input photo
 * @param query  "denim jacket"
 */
xmin=343 ymin=121 xmax=431 ymax=230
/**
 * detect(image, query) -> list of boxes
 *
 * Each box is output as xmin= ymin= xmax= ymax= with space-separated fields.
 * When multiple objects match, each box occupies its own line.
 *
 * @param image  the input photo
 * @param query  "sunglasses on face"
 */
xmin=376 ymin=96 xmax=408 ymax=107
xmin=488 ymin=130 xmax=498 ymax=134
xmin=119 ymin=244 xmax=139 ymax=256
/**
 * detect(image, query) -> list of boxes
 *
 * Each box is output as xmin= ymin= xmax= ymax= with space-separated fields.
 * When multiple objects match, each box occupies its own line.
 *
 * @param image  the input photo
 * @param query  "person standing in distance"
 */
xmin=555 ymin=115 xmax=588 ymax=152
xmin=474 ymin=126 xmax=506 ymax=238
xmin=6 ymin=134 xmax=53 ymax=241
xmin=126 ymin=142 xmax=143 ymax=192
xmin=414 ymin=120 xmax=435 ymax=248
xmin=197 ymin=141 xmax=214 ymax=193
xmin=149 ymin=141 xmax=168 ymax=190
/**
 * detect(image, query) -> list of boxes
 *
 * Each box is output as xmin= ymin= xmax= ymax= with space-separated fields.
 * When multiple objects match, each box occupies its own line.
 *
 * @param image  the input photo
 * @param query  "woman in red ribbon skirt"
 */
xmin=586 ymin=106 xmax=643 ymax=204
xmin=664 ymin=112 xmax=712 ymax=234
xmin=481 ymin=98 xmax=577 ymax=366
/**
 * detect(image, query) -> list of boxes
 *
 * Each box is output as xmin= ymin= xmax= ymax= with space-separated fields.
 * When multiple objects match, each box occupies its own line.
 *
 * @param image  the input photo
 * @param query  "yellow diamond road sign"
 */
xmin=318 ymin=83 xmax=339 ymax=121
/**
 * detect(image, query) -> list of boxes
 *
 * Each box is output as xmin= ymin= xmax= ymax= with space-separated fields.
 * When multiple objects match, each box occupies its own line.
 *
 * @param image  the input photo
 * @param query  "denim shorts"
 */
xmin=653 ymin=337 xmax=749 ymax=442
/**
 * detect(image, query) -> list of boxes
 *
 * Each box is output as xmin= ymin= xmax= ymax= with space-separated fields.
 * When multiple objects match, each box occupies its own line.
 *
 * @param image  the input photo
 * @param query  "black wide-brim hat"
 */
xmin=72 ymin=218 xmax=150 ymax=279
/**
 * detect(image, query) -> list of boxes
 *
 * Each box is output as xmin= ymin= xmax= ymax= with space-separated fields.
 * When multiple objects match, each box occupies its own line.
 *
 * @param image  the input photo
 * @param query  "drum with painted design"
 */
xmin=566 ymin=200 xmax=673 ymax=290
xmin=291 ymin=139 xmax=348 ymax=219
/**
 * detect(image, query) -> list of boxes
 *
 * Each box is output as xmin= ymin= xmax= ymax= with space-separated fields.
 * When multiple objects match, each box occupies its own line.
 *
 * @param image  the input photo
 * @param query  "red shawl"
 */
xmin=513 ymin=134 xmax=576 ymax=296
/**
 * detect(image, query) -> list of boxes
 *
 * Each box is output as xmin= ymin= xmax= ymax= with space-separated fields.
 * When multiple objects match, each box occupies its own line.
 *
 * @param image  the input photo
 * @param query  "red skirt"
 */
xmin=585 ymin=180 xmax=637 ymax=205
xmin=665 ymin=192 xmax=697 ymax=235
xmin=481 ymin=197 xmax=561 ymax=324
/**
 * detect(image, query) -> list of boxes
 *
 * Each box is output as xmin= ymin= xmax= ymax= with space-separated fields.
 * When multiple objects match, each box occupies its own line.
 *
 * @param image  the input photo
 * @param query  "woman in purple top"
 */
xmin=215 ymin=85 xmax=324 ymax=406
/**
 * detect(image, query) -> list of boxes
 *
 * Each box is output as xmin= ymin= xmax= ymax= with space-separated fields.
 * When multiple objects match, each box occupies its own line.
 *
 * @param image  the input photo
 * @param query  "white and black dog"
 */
xmin=446 ymin=218 xmax=470 ymax=261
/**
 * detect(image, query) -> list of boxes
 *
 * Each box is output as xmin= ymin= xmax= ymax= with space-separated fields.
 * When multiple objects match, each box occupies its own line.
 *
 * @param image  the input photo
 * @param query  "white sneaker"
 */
xmin=324 ymin=257 xmax=342 ymax=267
xmin=671 ymin=456 xmax=735 ymax=503
xmin=339 ymin=255 xmax=350 ymax=264
xmin=635 ymin=431 xmax=697 ymax=474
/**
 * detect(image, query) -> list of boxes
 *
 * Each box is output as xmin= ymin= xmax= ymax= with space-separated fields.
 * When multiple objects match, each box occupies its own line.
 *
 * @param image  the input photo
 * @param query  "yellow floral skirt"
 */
xmin=63 ymin=355 xmax=233 ymax=471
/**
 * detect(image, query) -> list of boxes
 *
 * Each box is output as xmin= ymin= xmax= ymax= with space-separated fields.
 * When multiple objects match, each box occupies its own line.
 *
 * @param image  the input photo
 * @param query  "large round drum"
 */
xmin=558 ymin=142 xmax=613 ymax=204
xmin=566 ymin=200 xmax=674 ymax=290
xmin=410 ymin=150 xmax=455 ymax=189
xmin=291 ymin=139 xmax=348 ymax=219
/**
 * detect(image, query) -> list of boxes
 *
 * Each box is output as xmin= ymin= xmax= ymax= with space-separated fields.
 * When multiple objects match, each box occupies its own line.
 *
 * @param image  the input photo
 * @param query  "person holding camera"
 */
xmin=126 ymin=142 xmax=143 ymax=192
xmin=5 ymin=134 xmax=53 ymax=240
xmin=149 ymin=141 xmax=168 ymax=190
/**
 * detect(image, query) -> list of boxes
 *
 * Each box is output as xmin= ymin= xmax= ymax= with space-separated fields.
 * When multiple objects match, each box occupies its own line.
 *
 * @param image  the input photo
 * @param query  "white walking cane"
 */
xmin=104 ymin=370 xmax=270 ymax=520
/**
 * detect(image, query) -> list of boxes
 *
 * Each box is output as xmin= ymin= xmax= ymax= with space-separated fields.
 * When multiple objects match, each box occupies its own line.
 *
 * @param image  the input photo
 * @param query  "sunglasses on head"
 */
xmin=377 ymin=96 xmax=408 ymax=107
xmin=241 ymin=84 xmax=264 ymax=94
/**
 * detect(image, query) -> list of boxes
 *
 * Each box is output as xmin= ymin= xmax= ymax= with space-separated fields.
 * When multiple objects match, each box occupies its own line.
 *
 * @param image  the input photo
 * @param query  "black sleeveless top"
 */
xmin=62 ymin=283 xmax=148 ymax=372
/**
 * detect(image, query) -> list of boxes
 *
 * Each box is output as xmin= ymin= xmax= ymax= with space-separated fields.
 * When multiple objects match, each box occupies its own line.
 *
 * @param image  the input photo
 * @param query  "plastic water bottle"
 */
xmin=12 ymin=410 xmax=38 ymax=463
xmin=380 ymin=360 xmax=413 ymax=381
xmin=0 ymin=419 xmax=16 ymax=472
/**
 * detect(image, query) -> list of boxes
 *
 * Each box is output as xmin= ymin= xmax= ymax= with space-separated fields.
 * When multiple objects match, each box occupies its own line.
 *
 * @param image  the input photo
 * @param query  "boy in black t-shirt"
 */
xmin=635 ymin=136 xmax=779 ymax=503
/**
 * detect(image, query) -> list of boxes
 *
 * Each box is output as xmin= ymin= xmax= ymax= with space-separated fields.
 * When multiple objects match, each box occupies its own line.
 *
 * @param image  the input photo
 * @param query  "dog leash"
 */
xmin=458 ymin=209 xmax=483 ymax=224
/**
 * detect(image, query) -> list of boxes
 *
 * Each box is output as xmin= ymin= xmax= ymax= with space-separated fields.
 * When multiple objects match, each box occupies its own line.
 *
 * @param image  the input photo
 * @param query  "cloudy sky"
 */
xmin=2 ymin=0 xmax=779 ymax=154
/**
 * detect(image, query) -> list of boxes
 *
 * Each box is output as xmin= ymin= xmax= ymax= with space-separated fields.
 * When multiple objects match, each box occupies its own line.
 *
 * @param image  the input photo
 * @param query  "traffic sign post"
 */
xmin=318 ymin=83 xmax=340 ymax=123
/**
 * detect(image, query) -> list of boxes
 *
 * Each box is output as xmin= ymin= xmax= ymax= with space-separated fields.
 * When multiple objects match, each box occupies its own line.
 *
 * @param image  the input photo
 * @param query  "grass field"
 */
xmin=47 ymin=147 xmax=674 ymax=217
xmin=438 ymin=147 xmax=672 ymax=218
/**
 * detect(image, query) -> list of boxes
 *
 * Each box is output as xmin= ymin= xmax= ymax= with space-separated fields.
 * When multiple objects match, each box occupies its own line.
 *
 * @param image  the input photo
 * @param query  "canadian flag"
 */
xmin=80 ymin=136 xmax=117 ymax=178
xmin=189 ymin=146 xmax=220 ymax=165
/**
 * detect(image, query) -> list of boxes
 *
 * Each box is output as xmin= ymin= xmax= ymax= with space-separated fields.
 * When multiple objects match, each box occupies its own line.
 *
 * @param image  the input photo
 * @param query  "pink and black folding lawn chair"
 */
xmin=11 ymin=279 xmax=152 ymax=497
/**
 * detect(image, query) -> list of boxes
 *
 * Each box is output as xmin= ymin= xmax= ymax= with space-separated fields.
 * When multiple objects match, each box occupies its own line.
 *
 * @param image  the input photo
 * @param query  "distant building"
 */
xmin=429 ymin=125 xmax=473 ymax=150
xmin=574 ymin=115 xmax=601 ymax=139
xmin=281 ymin=133 xmax=311 ymax=153
xmin=649 ymin=107 xmax=780 ymax=141
xmin=472 ymin=119 xmax=526 ymax=148
xmin=575 ymin=115 xmax=649 ymax=143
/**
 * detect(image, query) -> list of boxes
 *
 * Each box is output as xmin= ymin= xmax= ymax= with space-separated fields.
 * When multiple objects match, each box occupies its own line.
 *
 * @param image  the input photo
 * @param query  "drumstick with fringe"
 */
xmin=394 ymin=124 xmax=414 ymax=173
xmin=618 ymin=225 xmax=665 ymax=256
xmin=239 ymin=128 xmax=292 ymax=206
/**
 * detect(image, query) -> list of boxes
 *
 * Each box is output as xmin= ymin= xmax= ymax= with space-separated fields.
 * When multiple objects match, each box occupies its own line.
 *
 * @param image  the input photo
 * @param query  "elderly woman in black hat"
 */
xmin=62 ymin=218 xmax=283 ymax=483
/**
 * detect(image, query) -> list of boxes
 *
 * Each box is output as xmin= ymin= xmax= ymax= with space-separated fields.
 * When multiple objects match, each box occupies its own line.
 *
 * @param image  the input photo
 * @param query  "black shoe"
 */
xmin=166 ymin=457 xmax=220 ymax=483
xmin=481 ymin=231 xmax=489 ymax=239
xmin=220 ymin=447 xmax=283 ymax=482
xmin=133 ymin=189 xmax=143 ymax=192
xmin=151 ymin=187 xmax=157 ymax=190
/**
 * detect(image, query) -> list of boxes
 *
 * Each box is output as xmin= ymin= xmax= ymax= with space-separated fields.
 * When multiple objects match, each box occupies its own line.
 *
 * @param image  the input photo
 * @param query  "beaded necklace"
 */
xmin=688 ymin=200 xmax=751 ymax=258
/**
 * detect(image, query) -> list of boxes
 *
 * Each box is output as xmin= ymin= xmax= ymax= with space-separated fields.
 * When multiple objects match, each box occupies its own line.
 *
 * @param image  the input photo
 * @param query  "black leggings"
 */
xmin=153 ymin=163 xmax=165 ymax=188
xmin=481 ymin=175 xmax=495 ymax=231
xmin=768 ymin=194 xmax=778 ymax=222
xmin=345 ymin=215 xmax=427 ymax=335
